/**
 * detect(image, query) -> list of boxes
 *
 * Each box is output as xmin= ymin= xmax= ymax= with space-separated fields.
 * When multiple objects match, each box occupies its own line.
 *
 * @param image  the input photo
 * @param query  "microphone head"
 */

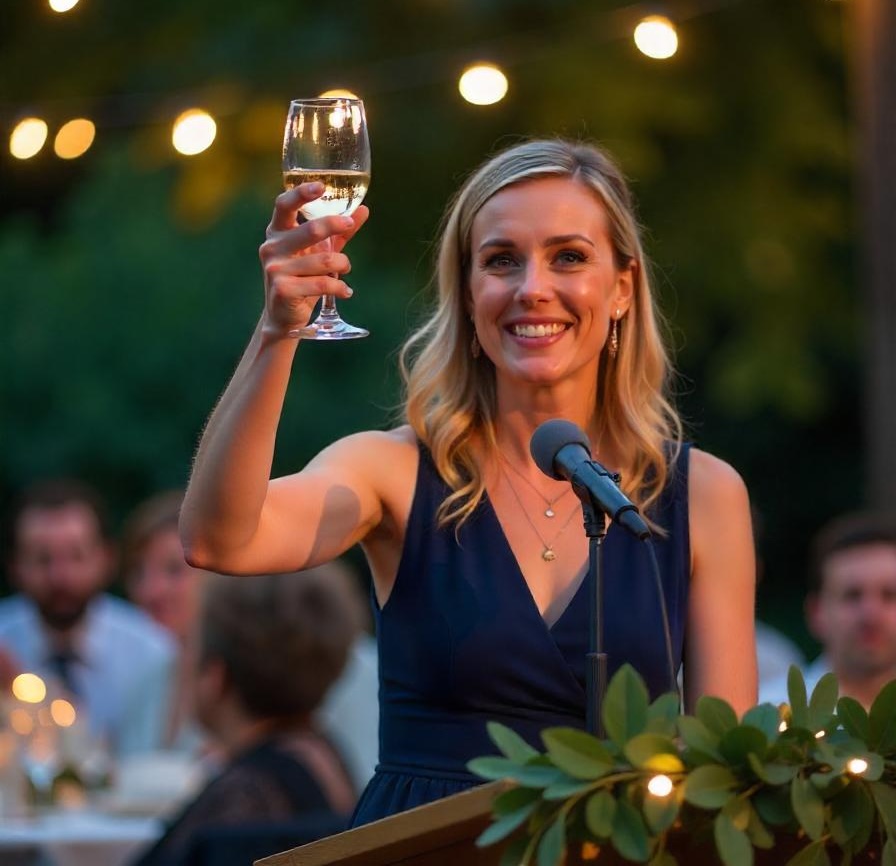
xmin=530 ymin=419 xmax=592 ymax=480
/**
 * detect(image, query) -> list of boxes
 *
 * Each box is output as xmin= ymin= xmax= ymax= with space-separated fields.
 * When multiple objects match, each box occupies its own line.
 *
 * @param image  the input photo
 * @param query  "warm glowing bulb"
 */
xmin=10 ymin=118 xmax=49 ymax=160
xmin=847 ymin=758 xmax=869 ymax=775
xmin=50 ymin=699 xmax=77 ymax=727
xmin=54 ymin=118 xmax=95 ymax=159
xmin=815 ymin=730 xmax=825 ymax=739
xmin=172 ymin=109 xmax=217 ymax=156
xmin=778 ymin=720 xmax=788 ymax=732
xmin=647 ymin=774 xmax=674 ymax=797
xmin=12 ymin=673 xmax=47 ymax=703
xmin=634 ymin=15 xmax=679 ymax=60
xmin=49 ymin=0 xmax=80 ymax=11
xmin=319 ymin=89 xmax=359 ymax=99
xmin=458 ymin=64 xmax=509 ymax=106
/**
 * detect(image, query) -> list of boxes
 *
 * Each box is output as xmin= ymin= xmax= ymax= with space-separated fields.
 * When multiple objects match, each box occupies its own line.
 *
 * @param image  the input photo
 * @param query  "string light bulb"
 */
xmin=458 ymin=63 xmax=508 ymax=106
xmin=634 ymin=15 xmax=679 ymax=60
xmin=847 ymin=758 xmax=868 ymax=776
xmin=48 ymin=0 xmax=80 ymax=11
xmin=12 ymin=673 xmax=47 ymax=703
xmin=172 ymin=109 xmax=217 ymax=156
xmin=647 ymin=774 xmax=674 ymax=797
xmin=54 ymin=118 xmax=96 ymax=159
xmin=10 ymin=118 xmax=49 ymax=160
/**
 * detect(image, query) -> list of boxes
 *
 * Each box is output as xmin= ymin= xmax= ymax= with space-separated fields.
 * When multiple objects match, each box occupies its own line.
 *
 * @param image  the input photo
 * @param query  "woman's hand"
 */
xmin=258 ymin=182 xmax=369 ymax=337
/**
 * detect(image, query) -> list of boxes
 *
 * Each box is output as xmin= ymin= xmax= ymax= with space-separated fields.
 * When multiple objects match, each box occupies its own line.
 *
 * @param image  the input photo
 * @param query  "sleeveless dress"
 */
xmin=351 ymin=442 xmax=691 ymax=826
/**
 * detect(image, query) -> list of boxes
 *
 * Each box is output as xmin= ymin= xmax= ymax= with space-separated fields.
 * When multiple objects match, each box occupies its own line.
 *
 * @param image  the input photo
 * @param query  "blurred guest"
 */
xmin=130 ymin=567 xmax=357 ymax=866
xmin=0 ymin=478 xmax=176 ymax=756
xmin=122 ymin=490 xmax=209 ymax=754
xmin=759 ymin=512 xmax=896 ymax=708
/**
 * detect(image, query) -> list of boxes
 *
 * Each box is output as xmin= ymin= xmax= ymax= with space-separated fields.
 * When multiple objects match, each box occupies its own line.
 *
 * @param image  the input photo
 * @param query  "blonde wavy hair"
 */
xmin=400 ymin=139 xmax=682 ymax=528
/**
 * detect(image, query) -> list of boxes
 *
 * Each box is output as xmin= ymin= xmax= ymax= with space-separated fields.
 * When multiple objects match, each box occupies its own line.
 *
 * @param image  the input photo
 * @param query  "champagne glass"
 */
xmin=282 ymin=97 xmax=371 ymax=340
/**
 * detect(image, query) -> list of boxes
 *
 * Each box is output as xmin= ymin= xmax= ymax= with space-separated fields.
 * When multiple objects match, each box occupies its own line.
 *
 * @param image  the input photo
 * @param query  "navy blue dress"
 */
xmin=351 ymin=443 xmax=691 ymax=826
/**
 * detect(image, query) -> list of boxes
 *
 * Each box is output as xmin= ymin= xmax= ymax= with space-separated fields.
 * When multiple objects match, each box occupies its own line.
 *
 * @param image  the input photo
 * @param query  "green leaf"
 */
xmin=646 ymin=692 xmax=681 ymax=737
xmin=643 ymin=783 xmax=682 ymax=834
xmin=499 ymin=835 xmax=530 ymax=866
xmin=683 ymin=764 xmax=738 ymax=809
xmin=745 ymin=802 xmax=775 ymax=849
xmin=602 ymin=664 xmax=650 ymax=749
xmin=829 ymin=779 xmax=874 ymax=853
xmin=869 ymin=680 xmax=896 ymax=755
xmin=783 ymin=839 xmax=832 ymax=866
xmin=466 ymin=756 xmax=565 ymax=788
xmin=721 ymin=796 xmax=752 ymax=831
xmin=719 ymin=725 xmax=768 ymax=766
xmin=649 ymin=852 xmax=678 ymax=866
xmin=791 ymin=775 xmax=825 ymax=841
xmin=808 ymin=673 xmax=839 ymax=731
xmin=741 ymin=704 xmax=781 ymax=742
xmin=787 ymin=666 xmax=810 ymax=730
xmin=870 ymin=780 xmax=896 ymax=839
xmin=536 ymin=814 xmax=566 ymax=866
xmin=714 ymin=811 xmax=753 ymax=866
xmin=624 ymin=733 xmax=685 ymax=773
xmin=468 ymin=756 xmax=524 ymax=781
xmin=493 ymin=786 xmax=541 ymax=816
xmin=754 ymin=787 xmax=795 ymax=827
xmin=543 ymin=779 xmax=597 ymax=800
xmin=476 ymin=799 xmax=539 ymax=847
xmin=697 ymin=695 xmax=739 ymax=737
xmin=746 ymin=753 xmax=797 ymax=785
xmin=884 ymin=838 xmax=896 ymax=866
xmin=677 ymin=715 xmax=723 ymax=762
xmin=541 ymin=727 xmax=614 ymax=780
xmin=585 ymin=789 xmax=617 ymax=838
xmin=836 ymin=697 xmax=869 ymax=742
xmin=488 ymin=722 xmax=540 ymax=764
xmin=611 ymin=798 xmax=651 ymax=863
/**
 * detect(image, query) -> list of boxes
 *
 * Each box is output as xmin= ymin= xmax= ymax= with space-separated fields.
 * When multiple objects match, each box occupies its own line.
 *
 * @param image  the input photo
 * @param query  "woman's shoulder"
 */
xmin=686 ymin=446 xmax=751 ymax=519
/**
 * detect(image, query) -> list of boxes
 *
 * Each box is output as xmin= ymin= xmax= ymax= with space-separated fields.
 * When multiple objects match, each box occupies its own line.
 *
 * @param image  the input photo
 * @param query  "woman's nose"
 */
xmin=515 ymin=261 xmax=554 ymax=304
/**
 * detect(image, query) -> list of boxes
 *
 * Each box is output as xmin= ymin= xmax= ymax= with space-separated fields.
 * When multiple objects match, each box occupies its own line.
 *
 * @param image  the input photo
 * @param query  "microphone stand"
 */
xmin=580 ymin=496 xmax=608 ymax=738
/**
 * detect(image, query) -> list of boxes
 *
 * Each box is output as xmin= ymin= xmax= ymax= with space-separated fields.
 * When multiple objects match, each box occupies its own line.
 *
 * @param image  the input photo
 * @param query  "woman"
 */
xmin=180 ymin=139 xmax=756 ymax=825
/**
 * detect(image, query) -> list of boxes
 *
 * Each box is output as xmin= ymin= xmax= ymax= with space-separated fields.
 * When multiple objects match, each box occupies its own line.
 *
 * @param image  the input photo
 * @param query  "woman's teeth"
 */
xmin=511 ymin=323 xmax=566 ymax=338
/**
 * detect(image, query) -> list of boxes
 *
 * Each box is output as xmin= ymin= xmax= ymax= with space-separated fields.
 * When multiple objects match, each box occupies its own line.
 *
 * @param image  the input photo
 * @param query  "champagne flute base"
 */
xmin=292 ymin=317 xmax=369 ymax=340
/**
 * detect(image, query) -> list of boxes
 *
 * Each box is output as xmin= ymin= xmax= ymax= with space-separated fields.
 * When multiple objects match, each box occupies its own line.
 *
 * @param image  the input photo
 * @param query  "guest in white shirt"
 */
xmin=0 ymin=478 xmax=176 ymax=757
xmin=759 ymin=511 xmax=896 ymax=709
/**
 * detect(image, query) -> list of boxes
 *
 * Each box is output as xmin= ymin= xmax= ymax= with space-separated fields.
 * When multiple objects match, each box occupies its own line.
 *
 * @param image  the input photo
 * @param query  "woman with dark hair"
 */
xmin=181 ymin=139 xmax=756 ymax=825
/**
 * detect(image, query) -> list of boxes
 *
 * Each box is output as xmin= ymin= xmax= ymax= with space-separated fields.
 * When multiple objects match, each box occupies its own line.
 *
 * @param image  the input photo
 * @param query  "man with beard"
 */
xmin=0 ymin=478 xmax=176 ymax=756
xmin=760 ymin=512 xmax=896 ymax=709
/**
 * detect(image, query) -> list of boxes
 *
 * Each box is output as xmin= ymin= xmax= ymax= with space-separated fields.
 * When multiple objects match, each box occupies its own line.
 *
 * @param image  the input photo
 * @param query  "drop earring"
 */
xmin=471 ymin=331 xmax=481 ymax=359
xmin=608 ymin=310 xmax=621 ymax=359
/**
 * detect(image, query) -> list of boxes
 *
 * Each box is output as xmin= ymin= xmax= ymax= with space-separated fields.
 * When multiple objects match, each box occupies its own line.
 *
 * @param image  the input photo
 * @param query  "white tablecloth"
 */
xmin=0 ymin=810 xmax=163 ymax=866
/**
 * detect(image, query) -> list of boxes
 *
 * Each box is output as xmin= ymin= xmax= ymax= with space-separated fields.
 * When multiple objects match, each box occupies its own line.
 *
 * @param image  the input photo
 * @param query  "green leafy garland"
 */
xmin=468 ymin=665 xmax=896 ymax=866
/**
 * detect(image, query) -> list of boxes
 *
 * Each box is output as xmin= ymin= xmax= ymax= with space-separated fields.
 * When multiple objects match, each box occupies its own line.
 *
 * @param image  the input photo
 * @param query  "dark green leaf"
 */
xmin=683 ymin=764 xmax=738 ymax=809
xmin=741 ymin=704 xmax=781 ymax=742
xmin=870 ymin=781 xmax=896 ymax=839
xmin=884 ymin=838 xmax=896 ymax=866
xmin=602 ymin=664 xmax=650 ymax=749
xmin=697 ymin=696 xmax=739 ymax=737
xmin=721 ymin=796 xmax=752 ymax=831
xmin=746 ymin=753 xmax=798 ymax=785
xmin=468 ymin=756 xmax=524 ymax=781
xmin=787 ymin=667 xmax=810 ymax=730
xmin=829 ymin=779 xmax=874 ymax=853
xmin=836 ymin=697 xmax=869 ymax=742
xmin=624 ymin=733 xmax=685 ymax=773
xmin=611 ymin=799 xmax=651 ymax=863
xmin=677 ymin=715 xmax=723 ymax=762
xmin=493 ymin=786 xmax=541 ymax=816
xmin=714 ymin=812 xmax=753 ymax=866
xmin=791 ymin=775 xmax=825 ymax=841
xmin=585 ymin=789 xmax=617 ymax=838
xmin=543 ymin=779 xmax=597 ymax=800
xmin=869 ymin=681 xmax=896 ymax=755
xmin=536 ymin=814 xmax=566 ymax=866
xmin=643 ymin=784 xmax=682 ymax=833
xmin=745 ymin=802 xmax=775 ymax=849
xmin=783 ymin=839 xmax=831 ymax=866
xmin=488 ymin=722 xmax=540 ymax=764
xmin=754 ymin=786 xmax=795 ymax=827
xmin=808 ymin=673 xmax=839 ymax=731
xmin=499 ymin=835 xmax=530 ymax=866
xmin=649 ymin=852 xmax=678 ymax=866
xmin=467 ymin=756 xmax=566 ymax=788
xmin=541 ymin=727 xmax=614 ymax=780
xmin=646 ymin=693 xmax=681 ymax=737
xmin=476 ymin=799 xmax=539 ymax=847
xmin=720 ymin=725 xmax=768 ymax=766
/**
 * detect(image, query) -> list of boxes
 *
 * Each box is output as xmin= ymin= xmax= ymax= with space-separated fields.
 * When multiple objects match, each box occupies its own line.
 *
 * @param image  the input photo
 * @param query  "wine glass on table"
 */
xmin=282 ymin=97 xmax=371 ymax=340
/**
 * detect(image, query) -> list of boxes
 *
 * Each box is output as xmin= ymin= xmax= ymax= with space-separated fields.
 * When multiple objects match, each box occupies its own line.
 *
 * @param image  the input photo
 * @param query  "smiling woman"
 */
xmin=179 ymin=137 xmax=757 ymax=832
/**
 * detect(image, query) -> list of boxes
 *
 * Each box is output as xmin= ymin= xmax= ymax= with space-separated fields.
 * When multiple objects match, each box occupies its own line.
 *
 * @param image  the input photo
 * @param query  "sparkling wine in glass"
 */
xmin=282 ymin=97 xmax=371 ymax=340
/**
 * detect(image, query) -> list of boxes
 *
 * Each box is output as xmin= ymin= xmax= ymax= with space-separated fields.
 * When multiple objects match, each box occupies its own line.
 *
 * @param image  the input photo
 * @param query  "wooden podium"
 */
xmin=255 ymin=781 xmax=881 ymax=866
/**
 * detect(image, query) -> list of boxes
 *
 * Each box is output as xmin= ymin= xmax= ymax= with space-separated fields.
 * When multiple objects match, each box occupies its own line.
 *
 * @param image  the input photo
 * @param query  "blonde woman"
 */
xmin=181 ymin=139 xmax=756 ymax=825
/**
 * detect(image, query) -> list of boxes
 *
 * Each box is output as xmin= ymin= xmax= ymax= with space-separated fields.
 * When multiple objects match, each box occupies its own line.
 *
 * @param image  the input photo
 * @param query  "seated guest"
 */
xmin=122 ymin=490 xmax=209 ymax=754
xmin=0 ymin=478 xmax=176 ymax=757
xmin=130 ymin=566 xmax=358 ymax=866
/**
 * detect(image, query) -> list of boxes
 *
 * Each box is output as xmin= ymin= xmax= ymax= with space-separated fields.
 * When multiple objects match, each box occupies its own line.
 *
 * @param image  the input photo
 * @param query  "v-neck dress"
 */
xmin=350 ymin=442 xmax=691 ymax=826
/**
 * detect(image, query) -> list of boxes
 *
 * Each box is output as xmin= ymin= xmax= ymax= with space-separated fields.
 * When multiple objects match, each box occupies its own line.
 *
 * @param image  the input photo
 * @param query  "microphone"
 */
xmin=530 ymin=419 xmax=651 ymax=540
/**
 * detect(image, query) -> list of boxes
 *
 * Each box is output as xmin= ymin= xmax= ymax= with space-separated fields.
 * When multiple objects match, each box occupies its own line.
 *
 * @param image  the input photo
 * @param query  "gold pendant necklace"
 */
xmin=500 ymin=465 xmax=581 ymax=561
xmin=500 ymin=454 xmax=573 ymax=518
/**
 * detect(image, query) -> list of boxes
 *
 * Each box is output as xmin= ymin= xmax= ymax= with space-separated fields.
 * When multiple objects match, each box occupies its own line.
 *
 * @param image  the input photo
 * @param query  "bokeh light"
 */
xmin=647 ymin=774 xmax=674 ymax=797
xmin=50 ymin=699 xmax=77 ymax=727
xmin=172 ymin=109 xmax=217 ymax=156
xmin=847 ymin=758 xmax=869 ymax=775
xmin=10 ymin=118 xmax=49 ymax=160
xmin=12 ymin=672 xmax=47 ymax=703
xmin=54 ymin=118 xmax=96 ymax=159
xmin=49 ymin=0 xmax=80 ymax=11
xmin=458 ymin=63 xmax=509 ymax=106
xmin=319 ymin=89 xmax=359 ymax=99
xmin=634 ymin=15 xmax=679 ymax=60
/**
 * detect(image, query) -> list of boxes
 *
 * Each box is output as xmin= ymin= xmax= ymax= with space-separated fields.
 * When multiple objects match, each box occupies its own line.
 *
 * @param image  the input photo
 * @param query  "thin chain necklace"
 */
xmin=499 ymin=465 xmax=581 ymax=562
xmin=500 ymin=454 xmax=574 ymax=518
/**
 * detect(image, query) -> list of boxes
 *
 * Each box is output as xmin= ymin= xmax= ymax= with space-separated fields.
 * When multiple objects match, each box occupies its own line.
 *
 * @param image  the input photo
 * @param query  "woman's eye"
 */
xmin=555 ymin=249 xmax=586 ymax=265
xmin=483 ymin=252 xmax=517 ymax=268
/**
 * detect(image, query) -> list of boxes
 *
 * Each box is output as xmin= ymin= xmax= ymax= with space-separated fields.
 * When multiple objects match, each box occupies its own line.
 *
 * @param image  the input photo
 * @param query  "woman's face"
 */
xmin=467 ymin=176 xmax=633 ymax=389
xmin=128 ymin=528 xmax=205 ymax=643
